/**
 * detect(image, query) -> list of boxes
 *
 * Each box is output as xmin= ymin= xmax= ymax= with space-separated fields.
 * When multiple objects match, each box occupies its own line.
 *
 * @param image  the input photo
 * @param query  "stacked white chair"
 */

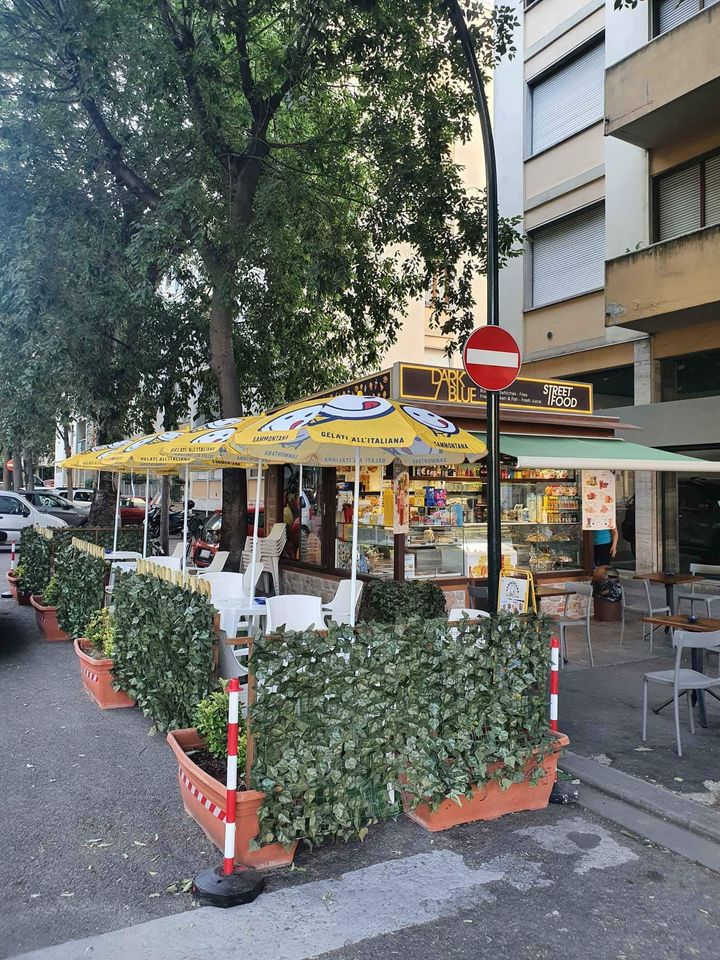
xmin=241 ymin=522 xmax=287 ymax=596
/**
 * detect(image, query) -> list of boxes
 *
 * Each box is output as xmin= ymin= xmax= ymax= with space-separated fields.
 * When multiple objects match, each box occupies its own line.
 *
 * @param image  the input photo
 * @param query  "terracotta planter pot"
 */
xmin=166 ymin=728 xmax=297 ymax=871
xmin=30 ymin=595 xmax=71 ymax=642
xmin=403 ymin=732 xmax=570 ymax=832
xmin=7 ymin=571 xmax=31 ymax=606
xmin=74 ymin=639 xmax=136 ymax=709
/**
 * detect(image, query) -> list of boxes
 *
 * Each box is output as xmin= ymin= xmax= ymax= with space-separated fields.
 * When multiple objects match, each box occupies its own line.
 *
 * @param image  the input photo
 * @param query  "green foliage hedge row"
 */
xmin=18 ymin=528 xmax=52 ymax=596
xmin=55 ymin=543 xmax=107 ymax=638
xmin=358 ymin=578 xmax=447 ymax=622
xmin=112 ymin=573 xmax=216 ymax=732
xmin=18 ymin=525 xmax=143 ymax=602
xmin=250 ymin=613 xmax=553 ymax=850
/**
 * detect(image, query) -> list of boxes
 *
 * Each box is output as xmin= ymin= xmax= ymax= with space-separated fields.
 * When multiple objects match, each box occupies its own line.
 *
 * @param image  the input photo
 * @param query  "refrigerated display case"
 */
xmin=334 ymin=465 xmax=585 ymax=580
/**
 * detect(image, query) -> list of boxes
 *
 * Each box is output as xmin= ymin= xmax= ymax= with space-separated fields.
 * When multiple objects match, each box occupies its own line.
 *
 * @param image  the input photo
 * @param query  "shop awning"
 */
xmin=474 ymin=434 xmax=720 ymax=472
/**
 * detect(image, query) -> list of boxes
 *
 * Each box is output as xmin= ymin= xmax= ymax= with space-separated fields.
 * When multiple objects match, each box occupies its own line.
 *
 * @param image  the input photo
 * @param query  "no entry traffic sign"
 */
xmin=462 ymin=326 xmax=521 ymax=392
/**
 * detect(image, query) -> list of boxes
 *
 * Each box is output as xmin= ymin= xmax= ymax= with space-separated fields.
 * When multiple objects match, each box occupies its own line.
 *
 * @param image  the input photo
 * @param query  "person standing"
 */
xmin=593 ymin=524 xmax=618 ymax=567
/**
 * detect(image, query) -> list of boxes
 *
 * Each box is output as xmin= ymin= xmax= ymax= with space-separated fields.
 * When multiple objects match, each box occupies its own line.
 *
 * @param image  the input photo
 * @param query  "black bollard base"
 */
xmin=550 ymin=779 xmax=579 ymax=805
xmin=192 ymin=865 xmax=265 ymax=908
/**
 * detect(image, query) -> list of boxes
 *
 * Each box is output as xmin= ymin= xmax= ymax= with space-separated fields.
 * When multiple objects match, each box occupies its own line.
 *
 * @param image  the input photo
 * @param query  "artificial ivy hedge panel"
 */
xmin=358 ymin=578 xmax=447 ymax=622
xmin=111 ymin=573 xmax=215 ymax=732
xmin=55 ymin=543 xmax=107 ymax=638
xmin=250 ymin=613 xmax=553 ymax=850
xmin=18 ymin=528 xmax=52 ymax=596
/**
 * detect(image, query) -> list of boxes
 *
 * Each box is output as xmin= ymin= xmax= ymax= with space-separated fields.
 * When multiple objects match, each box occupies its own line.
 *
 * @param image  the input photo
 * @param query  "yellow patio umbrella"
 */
xmin=158 ymin=417 xmax=269 ymax=583
xmin=229 ymin=395 xmax=487 ymax=624
xmin=100 ymin=429 xmax=253 ymax=566
xmin=228 ymin=395 xmax=486 ymax=466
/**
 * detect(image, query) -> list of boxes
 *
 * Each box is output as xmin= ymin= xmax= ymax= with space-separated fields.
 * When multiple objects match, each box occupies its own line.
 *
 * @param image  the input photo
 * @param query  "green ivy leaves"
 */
xmin=250 ymin=613 xmax=554 ymax=851
xmin=18 ymin=528 xmax=51 ymax=596
xmin=111 ymin=573 xmax=216 ymax=733
xmin=55 ymin=544 xmax=107 ymax=638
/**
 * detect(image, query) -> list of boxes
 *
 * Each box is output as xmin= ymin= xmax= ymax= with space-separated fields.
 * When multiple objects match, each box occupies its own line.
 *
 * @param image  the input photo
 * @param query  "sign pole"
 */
xmin=444 ymin=0 xmax=501 ymax=612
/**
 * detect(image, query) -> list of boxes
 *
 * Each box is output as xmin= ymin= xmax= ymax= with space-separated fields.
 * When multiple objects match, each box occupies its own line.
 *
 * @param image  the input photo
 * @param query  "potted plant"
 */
xmin=30 ymin=576 xmax=70 ymax=642
xmin=7 ymin=564 xmax=32 ymax=605
xmin=74 ymin=608 xmax=135 ymax=709
xmin=167 ymin=688 xmax=297 ymax=870
xmin=402 ymin=731 xmax=570 ymax=832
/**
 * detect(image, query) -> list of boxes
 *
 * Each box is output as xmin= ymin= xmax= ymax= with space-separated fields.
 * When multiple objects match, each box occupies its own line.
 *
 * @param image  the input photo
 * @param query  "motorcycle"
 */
xmin=148 ymin=500 xmax=204 ymax=544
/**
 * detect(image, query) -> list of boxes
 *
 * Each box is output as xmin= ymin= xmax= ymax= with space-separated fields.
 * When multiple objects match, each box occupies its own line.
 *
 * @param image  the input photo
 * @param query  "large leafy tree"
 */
xmin=0 ymin=146 xmax=203 ymax=521
xmin=0 ymin=0 xmax=518 ymax=560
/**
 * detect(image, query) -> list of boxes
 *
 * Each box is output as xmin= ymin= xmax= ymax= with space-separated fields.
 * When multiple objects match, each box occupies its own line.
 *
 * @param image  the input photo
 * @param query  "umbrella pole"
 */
xmin=249 ymin=459 xmax=262 ymax=602
xmin=350 ymin=448 xmax=360 ymax=627
xmin=112 ymin=475 xmax=121 ymax=554
xmin=181 ymin=464 xmax=190 ymax=572
xmin=143 ymin=468 xmax=150 ymax=558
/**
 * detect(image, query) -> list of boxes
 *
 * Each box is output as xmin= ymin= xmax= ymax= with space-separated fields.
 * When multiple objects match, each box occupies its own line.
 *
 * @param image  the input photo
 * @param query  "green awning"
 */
xmin=473 ymin=434 xmax=720 ymax=472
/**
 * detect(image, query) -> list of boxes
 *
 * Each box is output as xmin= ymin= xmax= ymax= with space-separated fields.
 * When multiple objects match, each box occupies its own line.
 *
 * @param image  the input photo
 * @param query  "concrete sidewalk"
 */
xmin=559 ymin=632 xmax=720 ymax=804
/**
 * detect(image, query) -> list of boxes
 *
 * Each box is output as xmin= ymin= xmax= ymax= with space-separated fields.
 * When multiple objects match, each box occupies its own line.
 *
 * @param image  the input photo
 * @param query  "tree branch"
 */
xmin=155 ymin=0 xmax=236 ymax=164
xmin=81 ymin=95 xmax=162 ymax=208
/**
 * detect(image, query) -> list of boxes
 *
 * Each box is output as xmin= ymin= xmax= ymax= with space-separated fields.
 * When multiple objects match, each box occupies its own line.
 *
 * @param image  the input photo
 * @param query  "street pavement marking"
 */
xmin=517 ymin=816 xmax=639 ymax=875
xmin=12 ymin=818 xmax=638 ymax=960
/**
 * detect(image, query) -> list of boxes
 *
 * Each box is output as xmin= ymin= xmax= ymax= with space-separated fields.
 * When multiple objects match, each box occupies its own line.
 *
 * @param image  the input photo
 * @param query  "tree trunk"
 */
xmin=160 ymin=475 xmax=170 ymax=555
xmin=25 ymin=452 xmax=35 ymax=491
xmin=89 ymin=471 xmax=117 ymax=527
xmin=12 ymin=440 xmax=22 ymax=491
xmin=61 ymin=424 xmax=73 ymax=500
xmin=209 ymin=290 xmax=247 ymax=571
xmin=2 ymin=451 xmax=11 ymax=491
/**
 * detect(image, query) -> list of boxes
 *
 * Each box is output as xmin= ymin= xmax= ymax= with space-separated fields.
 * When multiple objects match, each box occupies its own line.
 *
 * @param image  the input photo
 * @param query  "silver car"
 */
xmin=54 ymin=488 xmax=94 ymax=512
xmin=19 ymin=490 xmax=88 ymax=527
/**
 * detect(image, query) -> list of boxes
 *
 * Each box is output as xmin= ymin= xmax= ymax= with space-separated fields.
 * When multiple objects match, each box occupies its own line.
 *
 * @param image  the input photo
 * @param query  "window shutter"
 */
xmin=531 ymin=205 xmax=605 ymax=308
xmin=704 ymin=155 xmax=720 ymax=228
xmin=655 ymin=0 xmax=701 ymax=35
xmin=657 ymin=163 xmax=702 ymax=240
xmin=530 ymin=41 xmax=605 ymax=154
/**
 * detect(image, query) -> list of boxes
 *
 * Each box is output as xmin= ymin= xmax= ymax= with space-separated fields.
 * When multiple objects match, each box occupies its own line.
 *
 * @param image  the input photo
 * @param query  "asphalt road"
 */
xmin=2 ymin=546 xmax=720 ymax=960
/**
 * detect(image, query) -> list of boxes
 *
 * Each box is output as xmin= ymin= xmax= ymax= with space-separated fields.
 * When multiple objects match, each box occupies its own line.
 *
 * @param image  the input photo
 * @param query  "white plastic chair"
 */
xmin=554 ymin=583 xmax=594 ymax=668
xmin=448 ymin=607 xmax=490 ymax=622
xmin=187 ymin=550 xmax=229 ymax=576
xmin=199 ymin=566 xmax=265 ymax=603
xmin=266 ymin=595 xmax=325 ymax=632
xmin=152 ymin=556 xmax=183 ymax=571
xmin=642 ymin=629 xmax=720 ymax=756
xmin=677 ymin=563 xmax=720 ymax=618
xmin=323 ymin=580 xmax=364 ymax=626
xmin=619 ymin=574 xmax=670 ymax=650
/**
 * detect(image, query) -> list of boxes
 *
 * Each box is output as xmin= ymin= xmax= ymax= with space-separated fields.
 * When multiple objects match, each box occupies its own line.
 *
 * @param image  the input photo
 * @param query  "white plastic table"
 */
xmin=213 ymin=599 xmax=268 ymax=639
xmin=104 ymin=550 xmax=142 ymax=562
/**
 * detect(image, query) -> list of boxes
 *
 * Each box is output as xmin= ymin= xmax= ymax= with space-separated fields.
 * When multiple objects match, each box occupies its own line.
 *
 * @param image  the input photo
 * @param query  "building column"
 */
xmin=633 ymin=338 xmax=662 ymax=571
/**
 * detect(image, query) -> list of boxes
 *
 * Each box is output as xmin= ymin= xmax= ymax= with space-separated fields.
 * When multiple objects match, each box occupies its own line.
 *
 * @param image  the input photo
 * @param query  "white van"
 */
xmin=0 ymin=492 xmax=68 ymax=542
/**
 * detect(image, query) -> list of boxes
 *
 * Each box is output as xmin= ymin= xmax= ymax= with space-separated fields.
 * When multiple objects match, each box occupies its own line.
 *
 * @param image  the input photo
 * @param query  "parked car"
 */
xmin=120 ymin=496 xmax=147 ymax=526
xmin=55 ymin=488 xmax=94 ymax=512
xmin=0 ymin=491 xmax=68 ymax=541
xmin=19 ymin=490 xmax=88 ymax=528
xmin=189 ymin=508 xmax=265 ymax=568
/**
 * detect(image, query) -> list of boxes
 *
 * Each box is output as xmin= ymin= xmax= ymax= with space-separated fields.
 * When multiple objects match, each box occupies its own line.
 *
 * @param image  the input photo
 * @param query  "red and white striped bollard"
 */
xmin=550 ymin=634 xmax=560 ymax=733
xmin=10 ymin=541 xmax=16 ymax=570
xmin=192 ymin=676 xmax=265 ymax=907
xmin=223 ymin=676 xmax=241 ymax=875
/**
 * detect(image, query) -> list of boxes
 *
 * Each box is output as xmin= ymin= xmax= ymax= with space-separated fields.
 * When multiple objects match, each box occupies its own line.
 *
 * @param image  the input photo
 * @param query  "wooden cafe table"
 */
xmin=642 ymin=613 xmax=720 ymax=727
xmin=633 ymin=571 xmax=705 ymax=614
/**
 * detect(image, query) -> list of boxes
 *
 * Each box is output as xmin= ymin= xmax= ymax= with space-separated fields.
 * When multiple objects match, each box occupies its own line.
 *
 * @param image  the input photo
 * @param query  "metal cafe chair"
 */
xmin=642 ymin=629 xmax=720 ymax=757
xmin=619 ymin=574 xmax=670 ymax=651
xmin=554 ymin=583 xmax=594 ymax=668
xmin=676 ymin=563 xmax=720 ymax=619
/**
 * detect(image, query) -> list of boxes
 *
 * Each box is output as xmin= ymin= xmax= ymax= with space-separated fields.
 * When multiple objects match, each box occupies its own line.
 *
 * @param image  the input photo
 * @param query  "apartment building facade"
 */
xmin=495 ymin=0 xmax=720 ymax=570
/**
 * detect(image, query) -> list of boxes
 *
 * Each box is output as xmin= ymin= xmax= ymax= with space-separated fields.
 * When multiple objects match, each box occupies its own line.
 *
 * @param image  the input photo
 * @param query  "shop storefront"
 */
xmin=272 ymin=362 xmax=720 ymax=596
